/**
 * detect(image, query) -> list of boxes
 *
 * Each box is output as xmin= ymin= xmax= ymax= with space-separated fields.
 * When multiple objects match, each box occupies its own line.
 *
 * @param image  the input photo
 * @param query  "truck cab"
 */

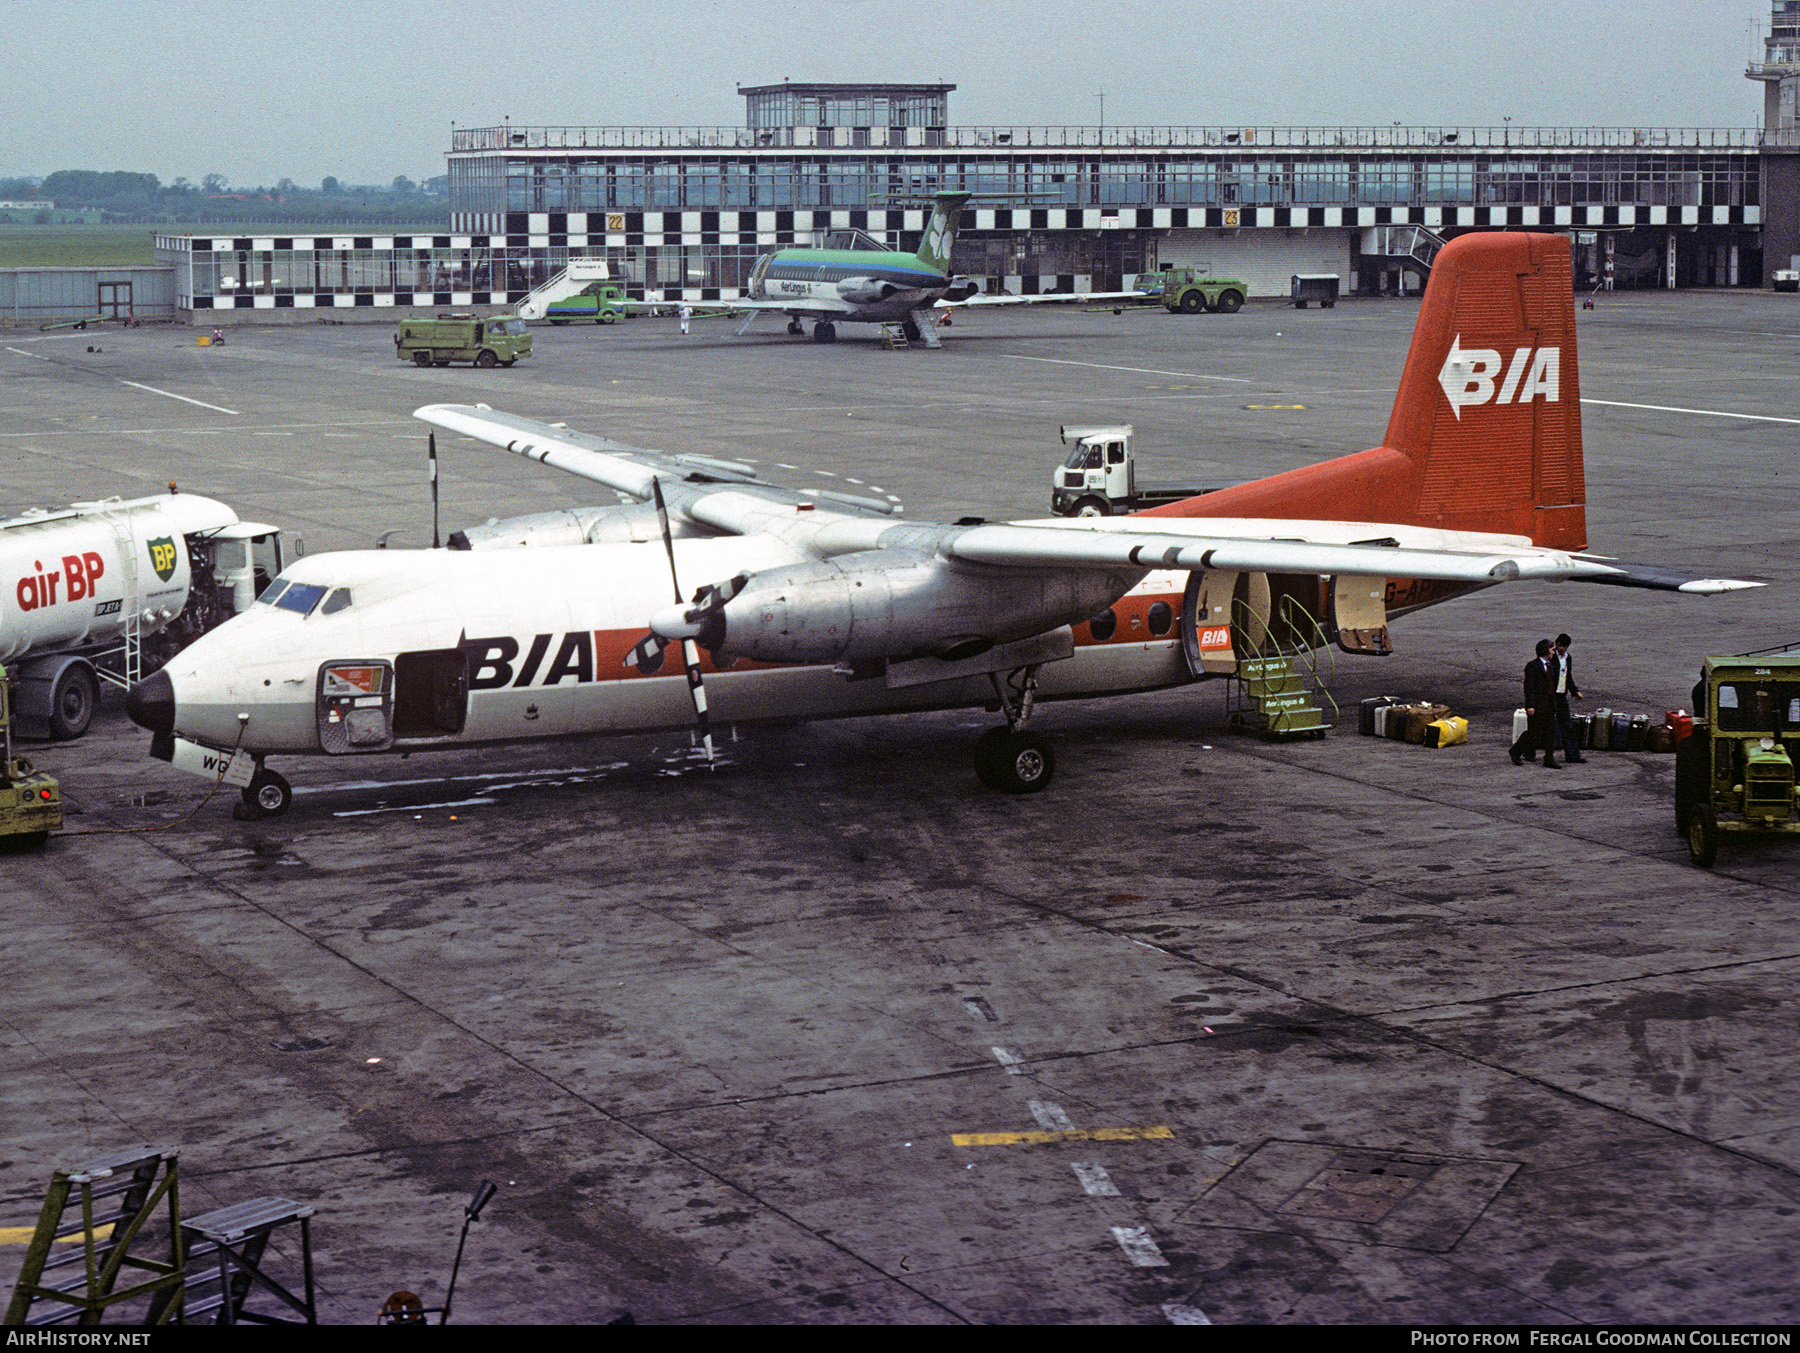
xmin=1675 ymin=651 xmax=1800 ymax=866
xmin=1052 ymin=425 xmax=1135 ymax=517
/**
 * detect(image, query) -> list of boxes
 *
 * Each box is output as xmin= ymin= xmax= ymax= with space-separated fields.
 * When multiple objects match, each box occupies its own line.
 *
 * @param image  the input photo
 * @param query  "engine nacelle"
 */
xmin=711 ymin=548 xmax=1139 ymax=666
xmin=941 ymin=277 xmax=981 ymax=303
xmin=837 ymin=275 xmax=902 ymax=305
xmin=449 ymin=503 xmax=710 ymax=549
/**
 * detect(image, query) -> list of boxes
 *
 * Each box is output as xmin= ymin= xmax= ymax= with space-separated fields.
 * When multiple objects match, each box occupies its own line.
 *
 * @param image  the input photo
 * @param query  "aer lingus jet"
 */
xmin=723 ymin=190 xmax=1136 ymax=345
xmin=127 ymin=233 xmax=1758 ymax=818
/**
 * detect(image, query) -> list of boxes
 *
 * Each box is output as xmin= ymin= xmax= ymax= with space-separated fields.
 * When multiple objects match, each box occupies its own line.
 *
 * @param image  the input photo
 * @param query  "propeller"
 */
xmin=625 ymin=478 xmax=744 ymax=766
xmin=428 ymin=432 xmax=441 ymax=549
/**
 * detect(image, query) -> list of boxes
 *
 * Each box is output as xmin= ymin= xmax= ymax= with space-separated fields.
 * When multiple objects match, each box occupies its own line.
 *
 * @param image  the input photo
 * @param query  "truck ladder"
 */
xmin=94 ymin=506 xmax=144 ymax=691
xmin=3 ymin=1147 xmax=186 ymax=1326
xmin=1225 ymin=595 xmax=1339 ymax=740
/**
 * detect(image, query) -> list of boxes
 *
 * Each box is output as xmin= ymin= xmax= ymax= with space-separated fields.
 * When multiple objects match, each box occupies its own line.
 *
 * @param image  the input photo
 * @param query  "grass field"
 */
xmin=0 ymin=224 xmax=157 ymax=267
xmin=0 ymin=221 xmax=443 ymax=269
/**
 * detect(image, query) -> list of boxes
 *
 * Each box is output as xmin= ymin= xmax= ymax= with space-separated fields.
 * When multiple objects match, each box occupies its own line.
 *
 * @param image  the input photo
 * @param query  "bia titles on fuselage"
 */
xmin=127 ymin=234 xmax=1760 ymax=818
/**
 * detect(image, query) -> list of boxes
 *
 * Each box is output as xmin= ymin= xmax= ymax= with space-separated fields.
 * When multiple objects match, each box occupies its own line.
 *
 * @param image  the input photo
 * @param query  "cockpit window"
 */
xmin=321 ymin=587 xmax=353 ymax=615
xmin=258 ymin=579 xmax=288 ymax=605
xmin=272 ymin=582 xmax=328 ymax=615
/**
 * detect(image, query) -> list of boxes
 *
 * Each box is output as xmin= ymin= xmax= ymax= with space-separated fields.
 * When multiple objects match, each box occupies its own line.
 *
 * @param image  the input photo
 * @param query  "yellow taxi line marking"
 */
xmin=0 ymin=1223 xmax=114 ymax=1244
xmin=951 ymin=1125 xmax=1174 ymax=1147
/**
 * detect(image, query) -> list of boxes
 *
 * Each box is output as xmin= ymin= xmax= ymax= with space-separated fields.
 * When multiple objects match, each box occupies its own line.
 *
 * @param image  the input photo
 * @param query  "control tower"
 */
xmin=1748 ymin=1 xmax=1800 ymax=137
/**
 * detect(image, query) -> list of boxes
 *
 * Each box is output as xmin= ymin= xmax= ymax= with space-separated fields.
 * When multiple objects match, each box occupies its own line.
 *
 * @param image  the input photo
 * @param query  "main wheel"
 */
xmin=787 ymin=320 xmax=804 ymax=335
xmin=1216 ymin=290 xmax=1244 ymax=314
xmin=411 ymin=351 xmax=431 ymax=366
xmin=974 ymin=729 xmax=1055 ymax=794
xmin=239 ymin=768 xmax=293 ymax=819
xmin=1073 ymin=496 xmax=1110 ymax=518
xmin=48 ymin=665 xmax=99 ymax=740
xmin=1686 ymin=804 xmax=1719 ymax=869
xmin=475 ymin=350 xmax=498 ymax=368
xmin=812 ymin=321 xmax=837 ymax=343
xmin=1179 ymin=291 xmax=1205 ymax=314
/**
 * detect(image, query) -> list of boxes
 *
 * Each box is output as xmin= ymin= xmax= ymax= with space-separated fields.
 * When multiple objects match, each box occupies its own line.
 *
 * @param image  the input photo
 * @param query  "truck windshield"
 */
xmin=1063 ymin=445 xmax=1103 ymax=471
xmin=1716 ymin=682 xmax=1800 ymax=732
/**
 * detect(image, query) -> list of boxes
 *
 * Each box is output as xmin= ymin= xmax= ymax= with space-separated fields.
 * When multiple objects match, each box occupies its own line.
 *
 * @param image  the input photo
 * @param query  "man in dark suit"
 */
xmin=1511 ymin=638 xmax=1562 ymax=768
xmin=1551 ymin=632 xmax=1585 ymax=764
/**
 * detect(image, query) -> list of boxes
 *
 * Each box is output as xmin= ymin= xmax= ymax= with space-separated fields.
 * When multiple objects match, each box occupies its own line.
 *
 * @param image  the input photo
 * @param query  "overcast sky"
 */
xmin=0 ymin=0 xmax=1776 ymax=187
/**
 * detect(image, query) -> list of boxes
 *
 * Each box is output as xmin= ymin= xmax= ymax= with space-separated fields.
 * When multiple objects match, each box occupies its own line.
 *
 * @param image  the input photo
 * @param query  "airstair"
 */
xmin=1226 ymin=596 xmax=1338 ymax=740
xmin=1360 ymin=224 xmax=1448 ymax=285
xmin=515 ymin=259 xmax=614 ymax=321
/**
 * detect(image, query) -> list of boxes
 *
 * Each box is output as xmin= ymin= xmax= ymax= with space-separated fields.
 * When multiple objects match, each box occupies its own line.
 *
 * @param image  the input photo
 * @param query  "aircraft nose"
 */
xmin=126 ymin=670 xmax=175 ymax=737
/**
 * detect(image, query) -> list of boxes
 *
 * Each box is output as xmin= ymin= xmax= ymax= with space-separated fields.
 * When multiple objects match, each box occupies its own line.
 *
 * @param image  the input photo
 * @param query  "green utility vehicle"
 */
xmin=1675 ymin=649 xmax=1800 ymax=868
xmin=1 ymin=664 xmax=61 ymax=849
xmin=1158 ymin=268 xmax=1248 ymax=315
xmin=546 ymin=281 xmax=629 ymax=325
xmin=394 ymin=314 xmax=532 ymax=368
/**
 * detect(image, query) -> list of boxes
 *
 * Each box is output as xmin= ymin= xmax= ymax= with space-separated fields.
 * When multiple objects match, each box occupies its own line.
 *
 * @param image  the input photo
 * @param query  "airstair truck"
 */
xmin=1 ymin=494 xmax=284 ymax=739
xmin=1050 ymin=425 xmax=1228 ymax=517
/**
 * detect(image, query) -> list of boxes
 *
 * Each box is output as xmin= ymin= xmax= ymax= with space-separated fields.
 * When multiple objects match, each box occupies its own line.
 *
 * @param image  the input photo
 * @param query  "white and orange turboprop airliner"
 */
xmin=128 ymin=234 xmax=1757 ymax=817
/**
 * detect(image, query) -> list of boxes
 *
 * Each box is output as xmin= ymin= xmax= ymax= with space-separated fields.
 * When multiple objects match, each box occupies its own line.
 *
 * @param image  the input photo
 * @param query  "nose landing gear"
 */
xmin=234 ymin=764 xmax=293 ymax=820
xmin=974 ymin=666 xmax=1055 ymax=793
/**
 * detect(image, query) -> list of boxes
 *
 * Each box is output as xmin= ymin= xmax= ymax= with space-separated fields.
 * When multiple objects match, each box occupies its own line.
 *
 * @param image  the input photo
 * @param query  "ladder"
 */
xmin=162 ymin=1197 xmax=318 ymax=1326
xmin=3 ymin=1147 xmax=185 ymax=1326
xmin=1226 ymin=596 xmax=1339 ymax=740
xmin=880 ymin=322 xmax=910 ymax=349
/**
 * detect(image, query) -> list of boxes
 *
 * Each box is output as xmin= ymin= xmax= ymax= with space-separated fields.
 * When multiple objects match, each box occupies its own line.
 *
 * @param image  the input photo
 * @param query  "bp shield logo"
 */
xmin=147 ymin=537 xmax=179 ymax=582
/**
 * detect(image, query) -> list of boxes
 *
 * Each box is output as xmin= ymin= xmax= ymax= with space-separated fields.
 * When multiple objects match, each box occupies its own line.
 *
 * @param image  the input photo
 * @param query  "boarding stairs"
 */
xmin=515 ymin=259 xmax=614 ymax=321
xmin=1360 ymin=224 xmax=1448 ymax=282
xmin=1226 ymin=596 xmax=1338 ymax=740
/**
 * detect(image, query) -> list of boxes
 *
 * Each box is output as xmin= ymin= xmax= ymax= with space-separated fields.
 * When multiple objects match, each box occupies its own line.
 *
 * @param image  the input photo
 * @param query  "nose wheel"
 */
xmin=234 ymin=766 xmax=293 ymax=820
xmin=974 ymin=665 xmax=1055 ymax=793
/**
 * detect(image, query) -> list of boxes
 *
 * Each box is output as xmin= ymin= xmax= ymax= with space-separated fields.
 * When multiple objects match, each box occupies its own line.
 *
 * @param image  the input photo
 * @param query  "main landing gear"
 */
xmin=233 ymin=763 xmax=293 ymax=820
xmin=811 ymin=321 xmax=837 ymax=343
xmin=974 ymin=665 xmax=1055 ymax=793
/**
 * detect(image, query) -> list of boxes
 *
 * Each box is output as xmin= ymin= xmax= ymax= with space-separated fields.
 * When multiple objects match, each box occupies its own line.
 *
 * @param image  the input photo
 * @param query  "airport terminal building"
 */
xmin=153 ymin=71 xmax=1800 ymax=322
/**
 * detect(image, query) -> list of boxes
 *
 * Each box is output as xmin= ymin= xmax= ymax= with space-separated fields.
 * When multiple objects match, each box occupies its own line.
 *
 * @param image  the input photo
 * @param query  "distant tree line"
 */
xmin=0 ymin=170 xmax=451 ymax=225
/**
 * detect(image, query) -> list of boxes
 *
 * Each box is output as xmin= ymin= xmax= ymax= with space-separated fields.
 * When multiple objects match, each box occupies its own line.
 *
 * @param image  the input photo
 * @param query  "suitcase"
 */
xmin=1403 ymin=703 xmax=1450 ymax=744
xmin=1386 ymin=703 xmax=1416 ymax=740
xmin=1648 ymin=723 xmax=1677 ymax=753
xmin=1570 ymin=713 xmax=1592 ymax=747
xmin=1373 ymin=705 xmax=1395 ymax=739
xmin=1513 ymin=707 xmax=1530 ymax=744
xmin=1590 ymin=707 xmax=1613 ymax=749
xmin=1425 ymin=715 xmax=1468 ymax=748
xmin=1627 ymin=714 xmax=1650 ymax=751
xmin=1361 ymin=695 xmax=1401 ymax=736
xmin=1665 ymin=709 xmax=1694 ymax=742
xmin=1610 ymin=712 xmax=1633 ymax=750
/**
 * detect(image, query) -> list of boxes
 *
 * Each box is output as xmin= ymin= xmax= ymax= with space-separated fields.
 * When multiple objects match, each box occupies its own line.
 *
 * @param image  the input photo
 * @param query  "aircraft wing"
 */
xmin=944 ymin=290 xmax=1144 ymax=308
xmin=415 ymin=405 xmax=1759 ymax=595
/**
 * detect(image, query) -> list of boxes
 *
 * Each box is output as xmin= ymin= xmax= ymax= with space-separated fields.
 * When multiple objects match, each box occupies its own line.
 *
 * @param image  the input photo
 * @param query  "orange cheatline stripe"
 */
xmin=951 ymin=1125 xmax=1175 ymax=1147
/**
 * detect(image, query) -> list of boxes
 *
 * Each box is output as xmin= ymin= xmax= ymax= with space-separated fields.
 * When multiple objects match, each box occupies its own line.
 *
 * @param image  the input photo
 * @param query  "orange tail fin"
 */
xmin=1140 ymin=232 xmax=1587 ymax=550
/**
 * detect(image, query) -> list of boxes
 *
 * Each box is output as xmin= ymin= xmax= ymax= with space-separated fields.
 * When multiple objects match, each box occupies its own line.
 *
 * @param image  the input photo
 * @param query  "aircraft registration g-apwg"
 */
xmin=128 ymin=233 xmax=1757 ymax=818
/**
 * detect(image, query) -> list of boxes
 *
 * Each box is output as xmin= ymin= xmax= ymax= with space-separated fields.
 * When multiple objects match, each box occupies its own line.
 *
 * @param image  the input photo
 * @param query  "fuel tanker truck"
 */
xmin=1 ymin=493 xmax=284 ymax=739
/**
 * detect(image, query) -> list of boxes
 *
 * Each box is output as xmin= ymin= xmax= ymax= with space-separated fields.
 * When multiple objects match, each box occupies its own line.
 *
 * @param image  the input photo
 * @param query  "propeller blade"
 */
xmin=625 ymin=633 xmax=668 ymax=675
xmin=428 ymin=432 xmax=440 ymax=549
xmin=649 ymin=478 xmax=715 ymax=766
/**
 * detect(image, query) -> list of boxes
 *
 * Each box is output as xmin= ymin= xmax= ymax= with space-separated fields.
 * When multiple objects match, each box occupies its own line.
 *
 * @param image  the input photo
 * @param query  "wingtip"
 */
xmin=1678 ymin=579 xmax=1767 ymax=594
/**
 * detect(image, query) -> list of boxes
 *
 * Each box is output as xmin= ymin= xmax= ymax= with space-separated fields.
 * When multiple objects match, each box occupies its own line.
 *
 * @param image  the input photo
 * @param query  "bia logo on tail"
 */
xmin=1437 ymin=335 xmax=1561 ymax=419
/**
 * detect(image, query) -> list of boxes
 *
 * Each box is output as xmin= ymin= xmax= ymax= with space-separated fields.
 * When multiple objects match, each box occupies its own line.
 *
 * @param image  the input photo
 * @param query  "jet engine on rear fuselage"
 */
xmin=836 ymin=276 xmax=905 ymax=305
xmin=941 ymin=277 xmax=981 ymax=302
xmin=698 ymin=548 xmax=1142 ymax=666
